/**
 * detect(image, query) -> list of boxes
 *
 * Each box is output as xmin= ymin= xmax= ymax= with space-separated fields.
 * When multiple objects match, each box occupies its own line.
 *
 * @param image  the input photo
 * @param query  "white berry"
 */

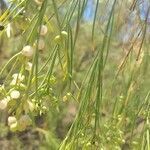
xmin=40 ymin=25 xmax=48 ymax=36
xmin=22 ymin=45 xmax=34 ymax=58
xmin=8 ymin=116 xmax=17 ymax=126
xmin=0 ymin=99 xmax=8 ymax=110
xmin=10 ymin=90 xmax=20 ymax=99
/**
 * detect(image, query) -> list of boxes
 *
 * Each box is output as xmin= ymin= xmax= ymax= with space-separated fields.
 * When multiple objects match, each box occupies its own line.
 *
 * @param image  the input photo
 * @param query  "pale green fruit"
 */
xmin=10 ymin=122 xmax=18 ymax=132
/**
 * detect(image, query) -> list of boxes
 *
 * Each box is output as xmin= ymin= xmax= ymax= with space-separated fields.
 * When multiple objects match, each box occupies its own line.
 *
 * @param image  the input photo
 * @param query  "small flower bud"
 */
xmin=38 ymin=38 xmax=45 ymax=50
xmin=67 ymin=92 xmax=71 ymax=97
xmin=40 ymin=25 xmax=48 ymax=36
xmin=54 ymin=35 xmax=61 ymax=44
xmin=22 ymin=45 xmax=34 ymax=58
xmin=63 ymin=92 xmax=71 ymax=102
xmin=10 ymin=123 xmax=18 ymax=132
xmin=49 ymin=75 xmax=56 ymax=84
xmin=19 ymin=83 xmax=27 ymax=90
xmin=63 ymin=95 xmax=67 ymax=102
xmin=12 ymin=73 xmax=25 ymax=82
xmin=10 ymin=79 xmax=17 ymax=86
xmin=25 ymin=62 xmax=32 ymax=71
xmin=42 ymin=106 xmax=47 ymax=111
xmin=10 ymin=90 xmax=20 ymax=99
xmin=61 ymin=31 xmax=68 ymax=38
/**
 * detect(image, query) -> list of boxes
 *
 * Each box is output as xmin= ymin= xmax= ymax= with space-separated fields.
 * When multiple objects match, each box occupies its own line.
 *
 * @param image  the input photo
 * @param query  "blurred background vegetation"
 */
xmin=0 ymin=0 xmax=150 ymax=149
